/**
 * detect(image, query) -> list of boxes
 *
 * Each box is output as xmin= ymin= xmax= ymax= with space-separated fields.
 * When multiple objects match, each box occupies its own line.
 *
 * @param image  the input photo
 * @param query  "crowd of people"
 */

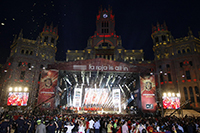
xmin=0 ymin=109 xmax=200 ymax=133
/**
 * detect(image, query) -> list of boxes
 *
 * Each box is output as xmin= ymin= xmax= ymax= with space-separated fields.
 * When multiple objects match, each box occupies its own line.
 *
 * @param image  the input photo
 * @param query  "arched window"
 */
xmin=21 ymin=49 xmax=24 ymax=54
xmin=187 ymin=48 xmax=191 ymax=53
xmin=186 ymin=70 xmax=191 ymax=80
xmin=195 ymin=86 xmax=200 ymax=103
xmin=166 ymin=64 xmax=170 ymax=68
xmin=25 ymin=50 xmax=29 ymax=54
xmin=167 ymin=73 xmax=172 ymax=81
xmin=18 ymin=62 xmax=22 ymax=67
xmin=155 ymin=37 xmax=159 ymax=43
xmin=162 ymin=35 xmax=166 ymax=41
xmin=184 ymin=87 xmax=188 ymax=100
xmin=160 ymin=74 xmax=164 ymax=82
xmin=44 ymin=36 xmax=48 ymax=42
xmin=180 ymin=62 xmax=183 ymax=67
xmin=178 ymin=50 xmax=181 ymax=54
xmin=28 ymin=63 xmax=31 ymax=68
xmin=182 ymin=49 xmax=186 ymax=53
xmin=189 ymin=87 xmax=194 ymax=102
xmin=189 ymin=61 xmax=193 ymax=66
xmin=51 ymin=38 xmax=55 ymax=43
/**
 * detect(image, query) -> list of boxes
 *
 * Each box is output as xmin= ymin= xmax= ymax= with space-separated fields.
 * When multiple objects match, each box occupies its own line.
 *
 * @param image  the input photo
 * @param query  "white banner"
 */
xmin=112 ymin=89 xmax=121 ymax=112
xmin=73 ymin=88 xmax=82 ymax=107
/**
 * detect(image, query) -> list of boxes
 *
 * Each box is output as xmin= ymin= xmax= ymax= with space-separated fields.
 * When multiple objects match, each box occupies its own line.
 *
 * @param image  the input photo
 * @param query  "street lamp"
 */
xmin=151 ymin=70 xmax=164 ymax=117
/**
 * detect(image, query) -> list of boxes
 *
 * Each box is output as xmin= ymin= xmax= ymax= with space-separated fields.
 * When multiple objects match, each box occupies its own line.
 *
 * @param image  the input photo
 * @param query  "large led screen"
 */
xmin=83 ymin=88 xmax=109 ymax=105
xmin=162 ymin=97 xmax=180 ymax=109
xmin=7 ymin=92 xmax=29 ymax=106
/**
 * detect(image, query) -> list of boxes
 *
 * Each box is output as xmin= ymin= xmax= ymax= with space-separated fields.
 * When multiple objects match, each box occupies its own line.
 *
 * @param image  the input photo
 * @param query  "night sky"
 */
xmin=1 ymin=0 xmax=200 ymax=64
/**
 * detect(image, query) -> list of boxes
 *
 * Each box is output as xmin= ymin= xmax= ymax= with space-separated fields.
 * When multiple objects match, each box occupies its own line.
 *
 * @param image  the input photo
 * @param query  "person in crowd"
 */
xmin=107 ymin=120 xmax=113 ymax=133
xmin=15 ymin=115 xmax=25 ymax=133
xmin=28 ymin=117 xmax=35 ymax=133
xmin=89 ymin=117 xmax=95 ymax=133
xmin=46 ymin=120 xmax=58 ymax=133
xmin=57 ymin=117 xmax=63 ymax=133
xmin=102 ymin=118 xmax=108 ymax=133
xmin=85 ymin=119 xmax=90 ymax=133
xmin=35 ymin=119 xmax=46 ymax=133
xmin=197 ymin=125 xmax=200 ymax=133
xmin=23 ymin=116 xmax=30 ymax=133
xmin=113 ymin=119 xmax=118 ymax=133
xmin=0 ymin=115 xmax=10 ymax=133
xmin=94 ymin=118 xmax=101 ymax=133
xmin=64 ymin=122 xmax=75 ymax=133
xmin=122 ymin=121 xmax=129 ymax=133
xmin=78 ymin=119 xmax=85 ymax=133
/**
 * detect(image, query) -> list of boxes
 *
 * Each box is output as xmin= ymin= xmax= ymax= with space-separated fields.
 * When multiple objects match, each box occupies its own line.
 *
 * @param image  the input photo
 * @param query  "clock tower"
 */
xmin=96 ymin=6 xmax=116 ymax=37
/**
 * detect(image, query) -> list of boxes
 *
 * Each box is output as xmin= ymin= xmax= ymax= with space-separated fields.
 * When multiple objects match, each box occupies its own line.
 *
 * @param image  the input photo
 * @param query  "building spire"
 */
xmin=188 ymin=27 xmax=193 ymax=36
xmin=18 ymin=29 xmax=23 ymax=39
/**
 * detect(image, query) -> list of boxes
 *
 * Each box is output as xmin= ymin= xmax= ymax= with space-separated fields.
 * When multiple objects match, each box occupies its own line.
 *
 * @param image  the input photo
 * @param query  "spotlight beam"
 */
xmin=119 ymin=84 xmax=126 ymax=97
xmin=125 ymin=84 xmax=131 ymax=92
xmin=99 ymin=75 xmax=104 ymax=87
xmin=106 ymin=74 xmax=111 ymax=86
xmin=64 ymin=77 xmax=72 ymax=85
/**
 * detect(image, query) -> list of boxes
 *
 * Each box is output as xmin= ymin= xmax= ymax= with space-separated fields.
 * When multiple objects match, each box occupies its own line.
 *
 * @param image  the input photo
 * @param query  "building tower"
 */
xmin=0 ymin=23 xmax=59 ymax=107
xmin=151 ymin=22 xmax=173 ymax=60
xmin=66 ymin=6 xmax=144 ymax=62
xmin=39 ymin=22 xmax=58 ymax=63
xmin=152 ymin=22 xmax=200 ymax=109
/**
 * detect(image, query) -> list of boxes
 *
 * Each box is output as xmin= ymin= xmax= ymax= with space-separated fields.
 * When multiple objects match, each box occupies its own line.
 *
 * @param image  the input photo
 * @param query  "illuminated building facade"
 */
xmin=0 ymin=7 xmax=199 ymax=111
xmin=152 ymin=23 xmax=200 ymax=109
xmin=66 ymin=7 xmax=144 ymax=62
xmin=0 ymin=23 xmax=58 ymax=107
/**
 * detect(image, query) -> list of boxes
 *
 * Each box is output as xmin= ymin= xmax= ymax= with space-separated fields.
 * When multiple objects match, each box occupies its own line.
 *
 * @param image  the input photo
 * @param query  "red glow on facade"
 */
xmin=99 ymin=35 xmax=111 ymax=37
xmin=15 ymin=79 xmax=17 ymax=81
xmin=182 ymin=80 xmax=185 ymax=82
xmin=187 ymin=79 xmax=191 ymax=82
xmin=38 ymin=81 xmax=40 ymax=84
xmin=110 ymin=14 xmax=114 ymax=20
xmin=20 ymin=80 xmax=23 ymax=82
xmin=161 ymin=82 xmax=164 ymax=84
xmin=165 ymin=81 xmax=167 ymax=83
xmin=8 ymin=63 xmax=11 ymax=66
xmin=194 ymin=79 xmax=197 ymax=82
xmin=168 ymin=81 xmax=172 ymax=84
xmin=26 ymin=80 xmax=29 ymax=82
xmin=97 ymin=15 xmax=100 ymax=20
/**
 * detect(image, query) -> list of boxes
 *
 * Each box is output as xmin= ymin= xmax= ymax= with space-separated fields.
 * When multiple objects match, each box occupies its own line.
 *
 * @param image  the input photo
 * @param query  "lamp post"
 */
xmin=151 ymin=70 xmax=164 ymax=117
